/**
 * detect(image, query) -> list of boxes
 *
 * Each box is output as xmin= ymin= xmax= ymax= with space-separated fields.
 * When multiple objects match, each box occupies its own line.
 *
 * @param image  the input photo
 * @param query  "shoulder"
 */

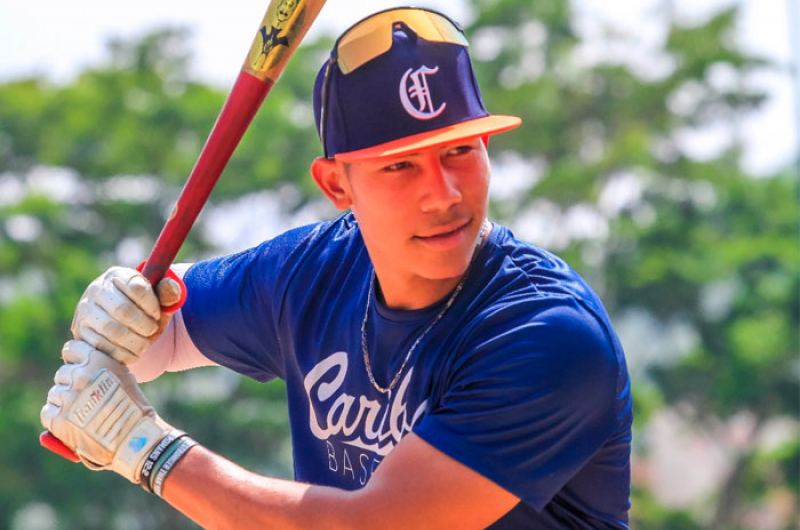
xmin=481 ymin=225 xmax=602 ymax=304
xmin=453 ymin=225 xmax=625 ymax=393
xmin=249 ymin=212 xmax=361 ymax=265
xmin=186 ymin=213 xmax=362 ymax=282
xmin=464 ymin=294 xmax=621 ymax=384
xmin=467 ymin=224 xmax=617 ymax=340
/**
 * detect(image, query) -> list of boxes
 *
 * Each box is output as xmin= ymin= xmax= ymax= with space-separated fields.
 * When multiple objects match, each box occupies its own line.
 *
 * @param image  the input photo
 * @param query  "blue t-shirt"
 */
xmin=182 ymin=213 xmax=633 ymax=529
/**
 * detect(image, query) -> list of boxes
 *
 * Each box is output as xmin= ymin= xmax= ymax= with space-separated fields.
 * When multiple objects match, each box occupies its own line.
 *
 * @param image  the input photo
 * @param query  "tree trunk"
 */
xmin=709 ymin=414 xmax=767 ymax=530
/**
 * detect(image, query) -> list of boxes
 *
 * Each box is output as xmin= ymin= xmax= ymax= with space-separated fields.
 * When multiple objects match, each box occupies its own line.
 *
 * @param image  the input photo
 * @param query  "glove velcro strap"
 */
xmin=150 ymin=436 xmax=198 ymax=497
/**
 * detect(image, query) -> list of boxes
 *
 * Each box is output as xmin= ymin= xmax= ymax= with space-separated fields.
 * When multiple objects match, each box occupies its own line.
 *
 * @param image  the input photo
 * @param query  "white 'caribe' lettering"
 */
xmin=304 ymin=352 xmax=428 ymax=456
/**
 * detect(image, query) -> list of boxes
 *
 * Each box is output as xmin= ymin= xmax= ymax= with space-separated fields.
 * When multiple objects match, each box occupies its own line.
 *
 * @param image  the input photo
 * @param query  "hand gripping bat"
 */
xmin=40 ymin=0 xmax=328 ymax=462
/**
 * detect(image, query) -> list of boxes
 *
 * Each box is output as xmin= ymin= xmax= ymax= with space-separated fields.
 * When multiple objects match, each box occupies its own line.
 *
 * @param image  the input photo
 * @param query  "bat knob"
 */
xmin=136 ymin=261 xmax=187 ymax=314
xmin=40 ymin=431 xmax=80 ymax=462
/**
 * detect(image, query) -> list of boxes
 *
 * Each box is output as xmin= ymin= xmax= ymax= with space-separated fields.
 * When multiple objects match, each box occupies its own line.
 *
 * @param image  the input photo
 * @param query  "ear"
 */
xmin=311 ymin=157 xmax=352 ymax=210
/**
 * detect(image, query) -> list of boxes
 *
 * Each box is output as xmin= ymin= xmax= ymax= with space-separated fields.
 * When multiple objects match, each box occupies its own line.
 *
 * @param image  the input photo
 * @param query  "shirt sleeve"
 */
xmin=130 ymin=310 xmax=216 ymax=383
xmin=413 ymin=296 xmax=621 ymax=511
xmin=181 ymin=224 xmax=319 ymax=382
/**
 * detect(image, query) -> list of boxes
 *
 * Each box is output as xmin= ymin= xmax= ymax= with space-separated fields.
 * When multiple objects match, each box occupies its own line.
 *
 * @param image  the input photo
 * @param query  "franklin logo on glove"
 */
xmin=69 ymin=370 xmax=119 ymax=428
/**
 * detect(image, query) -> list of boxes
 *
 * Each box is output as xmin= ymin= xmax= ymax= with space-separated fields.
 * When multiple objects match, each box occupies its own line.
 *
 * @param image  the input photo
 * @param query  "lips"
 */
xmin=416 ymin=218 xmax=472 ymax=239
xmin=413 ymin=218 xmax=473 ymax=250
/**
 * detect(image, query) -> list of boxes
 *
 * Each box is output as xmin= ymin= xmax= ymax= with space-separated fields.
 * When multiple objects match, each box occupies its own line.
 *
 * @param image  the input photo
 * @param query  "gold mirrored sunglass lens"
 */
xmin=336 ymin=10 xmax=469 ymax=74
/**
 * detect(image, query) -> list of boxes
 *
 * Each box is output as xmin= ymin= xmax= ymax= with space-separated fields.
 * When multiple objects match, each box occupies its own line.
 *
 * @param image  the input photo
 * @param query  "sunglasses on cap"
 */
xmin=319 ymin=7 xmax=470 ymax=158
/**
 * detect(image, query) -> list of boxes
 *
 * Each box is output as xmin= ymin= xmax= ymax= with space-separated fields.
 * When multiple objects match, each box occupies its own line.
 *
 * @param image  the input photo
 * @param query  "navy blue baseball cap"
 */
xmin=313 ymin=7 xmax=521 ymax=161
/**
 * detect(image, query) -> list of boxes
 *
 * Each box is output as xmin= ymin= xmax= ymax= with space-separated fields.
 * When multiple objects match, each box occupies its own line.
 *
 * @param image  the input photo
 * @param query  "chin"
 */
xmin=417 ymin=255 xmax=473 ymax=281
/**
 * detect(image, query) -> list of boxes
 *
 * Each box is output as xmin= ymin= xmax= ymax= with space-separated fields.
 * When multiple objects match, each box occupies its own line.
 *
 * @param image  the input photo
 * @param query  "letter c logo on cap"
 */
xmin=399 ymin=65 xmax=447 ymax=120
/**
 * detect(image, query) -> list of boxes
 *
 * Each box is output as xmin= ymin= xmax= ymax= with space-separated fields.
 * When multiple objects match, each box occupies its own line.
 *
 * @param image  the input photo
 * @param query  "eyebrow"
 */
xmin=375 ymin=140 xmax=480 ymax=164
xmin=390 ymin=153 xmax=421 ymax=160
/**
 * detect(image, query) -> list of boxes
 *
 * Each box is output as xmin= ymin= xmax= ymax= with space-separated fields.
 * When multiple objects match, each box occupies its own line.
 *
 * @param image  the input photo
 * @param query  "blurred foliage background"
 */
xmin=0 ymin=0 xmax=797 ymax=528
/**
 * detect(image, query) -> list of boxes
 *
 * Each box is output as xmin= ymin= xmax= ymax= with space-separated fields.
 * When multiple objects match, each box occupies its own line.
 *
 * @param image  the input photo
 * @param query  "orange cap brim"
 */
xmin=333 ymin=114 xmax=522 ymax=162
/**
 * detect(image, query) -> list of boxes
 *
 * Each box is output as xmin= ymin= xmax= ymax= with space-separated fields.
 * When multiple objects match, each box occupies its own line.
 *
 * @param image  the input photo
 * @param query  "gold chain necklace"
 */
xmin=361 ymin=219 xmax=490 ymax=394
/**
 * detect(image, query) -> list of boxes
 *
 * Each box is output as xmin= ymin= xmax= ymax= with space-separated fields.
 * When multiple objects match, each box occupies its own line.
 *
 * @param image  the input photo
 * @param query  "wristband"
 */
xmin=147 ymin=438 xmax=185 ymax=492
xmin=151 ymin=437 xmax=198 ymax=497
xmin=139 ymin=431 xmax=185 ymax=492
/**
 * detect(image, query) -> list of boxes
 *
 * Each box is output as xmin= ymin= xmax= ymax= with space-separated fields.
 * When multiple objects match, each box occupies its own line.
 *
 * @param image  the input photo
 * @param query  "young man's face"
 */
xmin=339 ymin=137 xmax=491 ymax=287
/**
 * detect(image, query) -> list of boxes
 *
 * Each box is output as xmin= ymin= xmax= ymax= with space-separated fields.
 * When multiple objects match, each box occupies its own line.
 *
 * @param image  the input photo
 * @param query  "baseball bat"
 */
xmin=40 ymin=0 xmax=328 ymax=462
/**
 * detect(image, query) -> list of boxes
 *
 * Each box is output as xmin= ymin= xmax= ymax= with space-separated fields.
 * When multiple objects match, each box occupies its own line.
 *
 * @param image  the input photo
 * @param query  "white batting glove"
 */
xmin=71 ymin=267 xmax=182 ymax=365
xmin=40 ymin=340 xmax=189 ymax=486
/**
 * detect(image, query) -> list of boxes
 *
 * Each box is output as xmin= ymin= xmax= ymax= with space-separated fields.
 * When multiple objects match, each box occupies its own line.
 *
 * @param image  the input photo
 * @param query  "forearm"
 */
xmin=159 ymin=434 xmax=517 ymax=530
xmin=162 ymin=445 xmax=356 ymax=530
xmin=130 ymin=310 xmax=217 ymax=382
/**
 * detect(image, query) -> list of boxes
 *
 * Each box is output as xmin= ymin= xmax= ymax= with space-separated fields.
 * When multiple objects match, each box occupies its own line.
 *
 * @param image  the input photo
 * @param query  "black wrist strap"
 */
xmin=151 ymin=437 xmax=198 ymax=497
xmin=139 ymin=431 xmax=186 ymax=493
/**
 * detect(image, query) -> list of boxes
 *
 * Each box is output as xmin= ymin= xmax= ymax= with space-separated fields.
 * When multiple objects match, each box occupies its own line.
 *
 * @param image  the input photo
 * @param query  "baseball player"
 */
xmin=42 ymin=7 xmax=633 ymax=529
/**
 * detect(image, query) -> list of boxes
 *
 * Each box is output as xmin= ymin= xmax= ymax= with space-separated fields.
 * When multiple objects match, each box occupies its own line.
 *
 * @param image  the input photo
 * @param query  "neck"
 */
xmin=376 ymin=274 xmax=463 ymax=311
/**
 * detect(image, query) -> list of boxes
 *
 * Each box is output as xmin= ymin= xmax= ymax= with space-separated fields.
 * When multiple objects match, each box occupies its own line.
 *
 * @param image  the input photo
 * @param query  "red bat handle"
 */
xmin=40 ymin=71 xmax=271 ymax=463
xmin=40 ymin=432 xmax=81 ymax=462
xmin=141 ymin=71 xmax=273 ymax=286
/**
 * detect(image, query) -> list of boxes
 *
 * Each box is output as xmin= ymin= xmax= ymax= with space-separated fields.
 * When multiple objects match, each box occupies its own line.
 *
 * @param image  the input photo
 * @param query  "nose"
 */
xmin=419 ymin=160 xmax=462 ymax=213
